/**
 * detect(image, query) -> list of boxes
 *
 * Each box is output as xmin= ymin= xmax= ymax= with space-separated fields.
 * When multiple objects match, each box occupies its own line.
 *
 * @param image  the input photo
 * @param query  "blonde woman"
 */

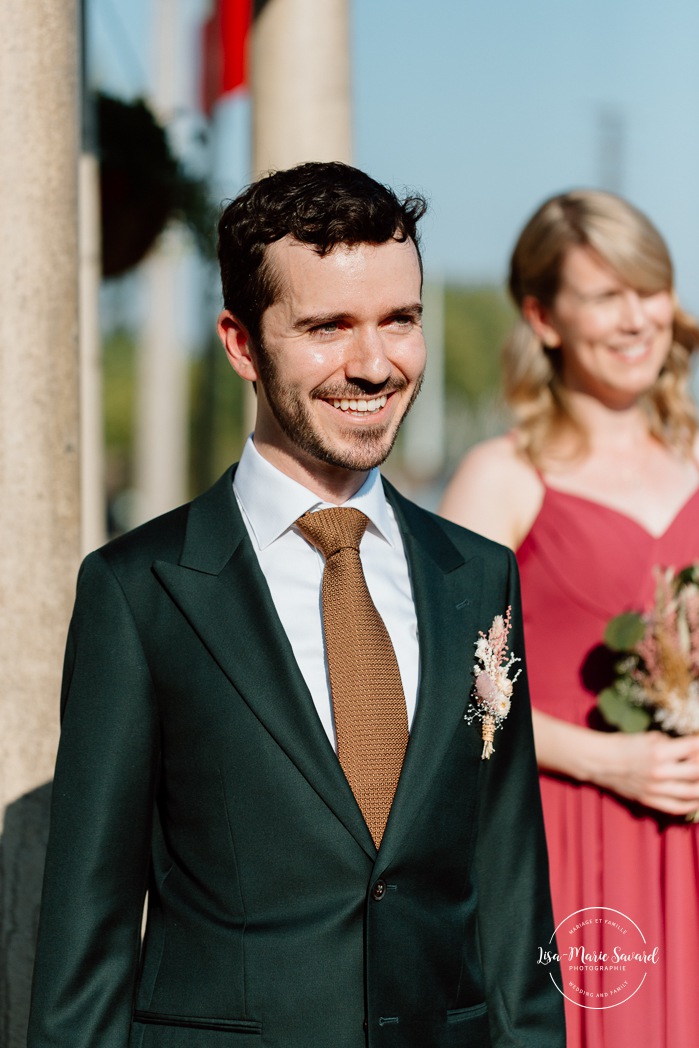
xmin=441 ymin=190 xmax=699 ymax=1048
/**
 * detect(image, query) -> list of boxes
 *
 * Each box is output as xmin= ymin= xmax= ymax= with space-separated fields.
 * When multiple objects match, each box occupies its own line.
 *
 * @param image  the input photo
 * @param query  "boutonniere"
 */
xmin=465 ymin=606 xmax=521 ymax=759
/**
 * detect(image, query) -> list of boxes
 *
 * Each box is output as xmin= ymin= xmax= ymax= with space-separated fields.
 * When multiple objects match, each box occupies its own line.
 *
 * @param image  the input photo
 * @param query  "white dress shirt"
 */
xmin=233 ymin=437 xmax=420 ymax=750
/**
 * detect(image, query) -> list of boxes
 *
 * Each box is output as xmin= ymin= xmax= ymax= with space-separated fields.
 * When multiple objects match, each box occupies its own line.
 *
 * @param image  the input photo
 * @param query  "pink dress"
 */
xmin=517 ymin=483 xmax=699 ymax=1048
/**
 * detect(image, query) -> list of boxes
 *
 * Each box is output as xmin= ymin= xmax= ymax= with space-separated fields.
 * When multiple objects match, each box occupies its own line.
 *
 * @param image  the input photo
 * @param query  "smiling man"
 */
xmin=29 ymin=162 xmax=564 ymax=1048
xmin=219 ymin=233 xmax=425 ymax=494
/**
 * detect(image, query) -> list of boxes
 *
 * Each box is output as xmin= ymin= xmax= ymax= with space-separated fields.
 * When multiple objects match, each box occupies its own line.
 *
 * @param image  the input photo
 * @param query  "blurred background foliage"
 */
xmin=443 ymin=285 xmax=514 ymax=404
xmin=188 ymin=337 xmax=248 ymax=493
xmin=442 ymin=285 xmax=514 ymax=475
xmin=103 ymin=330 xmax=136 ymax=486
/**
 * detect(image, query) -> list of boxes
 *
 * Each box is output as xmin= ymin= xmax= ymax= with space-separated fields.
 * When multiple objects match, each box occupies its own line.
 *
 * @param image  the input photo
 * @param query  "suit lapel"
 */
xmin=152 ymin=469 xmax=376 ymax=858
xmin=377 ymin=482 xmax=484 ymax=864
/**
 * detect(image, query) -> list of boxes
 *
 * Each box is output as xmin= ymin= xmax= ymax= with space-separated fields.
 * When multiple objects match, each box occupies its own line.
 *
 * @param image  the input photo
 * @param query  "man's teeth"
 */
xmin=332 ymin=395 xmax=388 ymax=413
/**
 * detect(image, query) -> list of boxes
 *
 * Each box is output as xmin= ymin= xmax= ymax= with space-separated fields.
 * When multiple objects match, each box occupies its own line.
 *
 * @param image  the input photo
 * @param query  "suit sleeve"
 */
xmin=28 ymin=551 xmax=160 ymax=1048
xmin=475 ymin=548 xmax=566 ymax=1047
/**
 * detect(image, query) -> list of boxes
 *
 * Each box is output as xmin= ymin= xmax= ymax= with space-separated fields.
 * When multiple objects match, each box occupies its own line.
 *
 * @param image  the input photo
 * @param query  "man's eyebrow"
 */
xmin=292 ymin=311 xmax=346 ymax=331
xmin=392 ymin=302 xmax=424 ymax=319
xmin=293 ymin=303 xmax=423 ymax=331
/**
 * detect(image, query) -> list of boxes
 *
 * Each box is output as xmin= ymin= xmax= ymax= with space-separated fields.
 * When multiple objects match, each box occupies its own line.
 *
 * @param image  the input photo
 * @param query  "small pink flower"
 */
xmin=475 ymin=671 xmax=499 ymax=706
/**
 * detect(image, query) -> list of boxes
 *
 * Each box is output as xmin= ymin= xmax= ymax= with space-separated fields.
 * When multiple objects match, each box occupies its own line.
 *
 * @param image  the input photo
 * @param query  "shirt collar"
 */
xmin=233 ymin=436 xmax=395 ymax=550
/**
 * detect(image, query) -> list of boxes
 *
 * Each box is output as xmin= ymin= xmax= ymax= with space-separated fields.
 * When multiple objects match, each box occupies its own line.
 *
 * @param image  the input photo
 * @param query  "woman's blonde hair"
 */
xmin=503 ymin=189 xmax=699 ymax=465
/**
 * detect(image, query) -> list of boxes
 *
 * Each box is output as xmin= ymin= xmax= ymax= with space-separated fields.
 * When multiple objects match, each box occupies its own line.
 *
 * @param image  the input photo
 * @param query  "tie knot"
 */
xmin=296 ymin=507 xmax=369 ymax=559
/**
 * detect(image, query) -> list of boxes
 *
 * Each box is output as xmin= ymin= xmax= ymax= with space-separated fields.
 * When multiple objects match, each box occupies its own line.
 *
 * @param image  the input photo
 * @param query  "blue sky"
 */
xmin=89 ymin=0 xmax=699 ymax=310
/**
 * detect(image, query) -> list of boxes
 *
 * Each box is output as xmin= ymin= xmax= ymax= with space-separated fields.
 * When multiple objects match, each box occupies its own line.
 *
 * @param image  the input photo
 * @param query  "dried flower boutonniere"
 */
xmin=465 ymin=606 xmax=521 ymax=759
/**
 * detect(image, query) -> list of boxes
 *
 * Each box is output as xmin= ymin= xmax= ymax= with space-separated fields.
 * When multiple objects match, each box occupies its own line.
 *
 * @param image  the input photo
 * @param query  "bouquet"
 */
xmin=597 ymin=562 xmax=699 ymax=737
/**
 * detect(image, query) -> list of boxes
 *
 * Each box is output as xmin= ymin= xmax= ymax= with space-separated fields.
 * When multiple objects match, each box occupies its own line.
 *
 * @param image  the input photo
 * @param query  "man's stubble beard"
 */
xmin=255 ymin=341 xmax=424 ymax=473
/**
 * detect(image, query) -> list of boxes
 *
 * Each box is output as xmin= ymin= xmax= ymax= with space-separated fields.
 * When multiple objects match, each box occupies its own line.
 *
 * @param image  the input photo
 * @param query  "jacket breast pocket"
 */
xmin=446 ymin=1002 xmax=490 ymax=1047
xmin=131 ymin=1011 xmax=262 ymax=1048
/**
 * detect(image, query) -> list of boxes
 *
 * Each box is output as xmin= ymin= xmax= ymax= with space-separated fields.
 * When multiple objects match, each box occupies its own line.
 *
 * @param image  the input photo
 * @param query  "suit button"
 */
xmin=363 ymin=1019 xmax=368 ymax=1032
xmin=371 ymin=878 xmax=387 ymax=900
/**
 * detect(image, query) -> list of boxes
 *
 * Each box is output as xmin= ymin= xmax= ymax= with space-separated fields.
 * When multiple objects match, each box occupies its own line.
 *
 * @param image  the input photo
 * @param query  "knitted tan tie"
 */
xmin=296 ymin=507 xmax=409 ymax=848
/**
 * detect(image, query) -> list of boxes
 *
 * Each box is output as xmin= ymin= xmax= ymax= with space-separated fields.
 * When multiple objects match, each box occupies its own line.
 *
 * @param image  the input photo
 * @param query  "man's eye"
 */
xmin=312 ymin=322 xmax=340 ymax=334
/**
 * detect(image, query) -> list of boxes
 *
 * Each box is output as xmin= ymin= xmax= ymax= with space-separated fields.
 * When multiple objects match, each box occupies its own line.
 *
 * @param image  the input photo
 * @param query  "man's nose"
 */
xmin=344 ymin=328 xmax=392 ymax=384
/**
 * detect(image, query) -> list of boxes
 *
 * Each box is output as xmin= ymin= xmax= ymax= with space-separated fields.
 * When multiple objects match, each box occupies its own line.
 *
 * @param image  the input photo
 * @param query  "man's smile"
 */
xmin=329 ymin=394 xmax=388 ymax=415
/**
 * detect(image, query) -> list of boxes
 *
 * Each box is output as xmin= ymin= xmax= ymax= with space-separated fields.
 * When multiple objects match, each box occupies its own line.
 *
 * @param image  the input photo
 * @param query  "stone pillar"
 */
xmin=252 ymin=0 xmax=352 ymax=173
xmin=134 ymin=233 xmax=189 ymax=524
xmin=133 ymin=0 xmax=188 ymax=526
xmin=0 ymin=3 xmax=81 ymax=1045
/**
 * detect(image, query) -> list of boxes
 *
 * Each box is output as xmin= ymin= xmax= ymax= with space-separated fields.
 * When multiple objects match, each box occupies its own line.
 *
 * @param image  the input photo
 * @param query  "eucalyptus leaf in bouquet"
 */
xmin=603 ymin=612 xmax=646 ymax=652
xmin=597 ymin=683 xmax=652 ymax=733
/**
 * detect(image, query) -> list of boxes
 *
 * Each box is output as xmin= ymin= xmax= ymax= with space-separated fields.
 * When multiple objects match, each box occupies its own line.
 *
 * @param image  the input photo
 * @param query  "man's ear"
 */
xmin=217 ymin=310 xmax=259 ymax=382
xmin=522 ymin=296 xmax=561 ymax=349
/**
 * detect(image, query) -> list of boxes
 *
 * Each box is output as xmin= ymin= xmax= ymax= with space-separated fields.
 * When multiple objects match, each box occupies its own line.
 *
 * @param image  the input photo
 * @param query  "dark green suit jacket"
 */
xmin=29 ymin=468 xmax=564 ymax=1048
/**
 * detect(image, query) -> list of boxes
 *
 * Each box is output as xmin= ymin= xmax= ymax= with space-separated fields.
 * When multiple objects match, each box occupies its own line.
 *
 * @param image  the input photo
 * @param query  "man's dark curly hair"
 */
xmin=217 ymin=161 xmax=428 ymax=346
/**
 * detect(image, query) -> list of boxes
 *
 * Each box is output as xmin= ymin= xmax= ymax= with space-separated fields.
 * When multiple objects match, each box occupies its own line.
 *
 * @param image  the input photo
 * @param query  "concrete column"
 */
xmin=134 ymin=232 xmax=189 ymax=524
xmin=0 ymin=2 xmax=81 ymax=1045
xmin=252 ymin=0 xmax=352 ymax=173
xmin=133 ymin=0 xmax=188 ymax=525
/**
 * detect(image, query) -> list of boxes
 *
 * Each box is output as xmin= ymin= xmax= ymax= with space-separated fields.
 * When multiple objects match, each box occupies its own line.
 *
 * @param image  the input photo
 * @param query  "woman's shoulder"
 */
xmin=459 ymin=431 xmax=530 ymax=470
xmin=439 ymin=433 xmax=544 ymax=549
xmin=443 ymin=432 xmax=542 ymax=501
